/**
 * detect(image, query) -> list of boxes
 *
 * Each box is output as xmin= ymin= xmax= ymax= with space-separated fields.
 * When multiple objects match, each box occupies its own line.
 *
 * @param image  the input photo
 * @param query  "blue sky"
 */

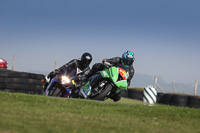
xmin=1 ymin=0 xmax=200 ymax=86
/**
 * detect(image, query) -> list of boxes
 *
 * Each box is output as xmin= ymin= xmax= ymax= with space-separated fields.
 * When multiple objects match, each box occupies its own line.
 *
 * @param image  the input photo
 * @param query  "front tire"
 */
xmin=92 ymin=84 xmax=112 ymax=101
xmin=49 ymin=87 xmax=62 ymax=97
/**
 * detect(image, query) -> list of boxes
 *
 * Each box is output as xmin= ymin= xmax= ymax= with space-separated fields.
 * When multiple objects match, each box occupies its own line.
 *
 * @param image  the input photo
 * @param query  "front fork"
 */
xmin=45 ymin=77 xmax=57 ymax=96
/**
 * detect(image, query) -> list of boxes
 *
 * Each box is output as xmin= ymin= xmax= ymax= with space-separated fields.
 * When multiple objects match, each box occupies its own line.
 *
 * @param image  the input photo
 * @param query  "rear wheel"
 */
xmin=92 ymin=83 xmax=112 ymax=101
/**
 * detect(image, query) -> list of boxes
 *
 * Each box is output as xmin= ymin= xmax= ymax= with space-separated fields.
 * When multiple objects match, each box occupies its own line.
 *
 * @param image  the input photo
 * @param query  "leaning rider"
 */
xmin=80 ymin=50 xmax=135 ymax=101
xmin=45 ymin=52 xmax=93 ymax=96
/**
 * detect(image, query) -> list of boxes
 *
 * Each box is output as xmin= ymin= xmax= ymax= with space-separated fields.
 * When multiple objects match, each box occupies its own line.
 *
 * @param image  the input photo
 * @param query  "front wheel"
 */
xmin=92 ymin=83 xmax=112 ymax=101
xmin=49 ymin=87 xmax=62 ymax=97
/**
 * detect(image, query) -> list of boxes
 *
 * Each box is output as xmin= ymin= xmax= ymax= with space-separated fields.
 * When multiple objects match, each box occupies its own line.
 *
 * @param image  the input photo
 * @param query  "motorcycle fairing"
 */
xmin=100 ymin=67 xmax=128 ymax=90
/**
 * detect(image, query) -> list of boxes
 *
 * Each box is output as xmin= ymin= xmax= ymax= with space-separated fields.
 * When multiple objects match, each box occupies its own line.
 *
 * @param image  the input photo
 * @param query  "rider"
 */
xmin=80 ymin=50 xmax=135 ymax=101
xmin=45 ymin=52 xmax=93 ymax=96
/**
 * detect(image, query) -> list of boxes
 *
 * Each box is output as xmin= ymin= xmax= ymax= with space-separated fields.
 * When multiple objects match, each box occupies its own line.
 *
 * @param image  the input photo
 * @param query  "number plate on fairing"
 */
xmin=119 ymin=68 xmax=127 ymax=80
xmin=102 ymin=71 xmax=107 ymax=77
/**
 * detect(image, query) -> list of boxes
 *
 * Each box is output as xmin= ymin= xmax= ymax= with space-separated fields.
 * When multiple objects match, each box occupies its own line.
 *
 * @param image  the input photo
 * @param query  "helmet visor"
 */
xmin=82 ymin=59 xmax=92 ymax=67
xmin=123 ymin=57 xmax=134 ymax=66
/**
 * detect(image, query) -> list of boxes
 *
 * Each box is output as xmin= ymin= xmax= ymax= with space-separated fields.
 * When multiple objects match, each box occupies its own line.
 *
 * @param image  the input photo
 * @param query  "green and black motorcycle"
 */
xmin=77 ymin=63 xmax=129 ymax=101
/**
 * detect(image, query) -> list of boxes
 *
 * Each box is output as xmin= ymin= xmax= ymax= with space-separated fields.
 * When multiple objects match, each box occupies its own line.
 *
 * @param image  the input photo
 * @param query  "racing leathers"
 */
xmin=48 ymin=59 xmax=90 ymax=80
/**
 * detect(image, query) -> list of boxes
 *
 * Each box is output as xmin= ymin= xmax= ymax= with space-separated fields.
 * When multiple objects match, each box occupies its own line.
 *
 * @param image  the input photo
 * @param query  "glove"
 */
xmin=53 ymin=70 xmax=59 ymax=75
xmin=103 ymin=61 xmax=112 ymax=68
xmin=47 ymin=70 xmax=59 ymax=78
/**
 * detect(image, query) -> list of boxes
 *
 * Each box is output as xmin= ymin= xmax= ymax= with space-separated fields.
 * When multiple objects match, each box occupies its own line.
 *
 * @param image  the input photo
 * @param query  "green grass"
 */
xmin=0 ymin=92 xmax=200 ymax=133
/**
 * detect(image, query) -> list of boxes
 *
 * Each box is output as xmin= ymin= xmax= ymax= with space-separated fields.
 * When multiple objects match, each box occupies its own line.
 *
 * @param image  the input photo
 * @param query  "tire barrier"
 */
xmin=159 ymin=93 xmax=175 ymax=105
xmin=126 ymin=89 xmax=200 ymax=109
xmin=170 ymin=95 xmax=188 ymax=107
xmin=157 ymin=93 xmax=200 ymax=108
xmin=127 ymin=89 xmax=143 ymax=101
xmin=121 ymin=89 xmax=128 ymax=98
xmin=143 ymin=86 xmax=157 ymax=104
xmin=0 ymin=69 xmax=45 ymax=94
xmin=188 ymin=96 xmax=200 ymax=108
xmin=156 ymin=92 xmax=165 ymax=103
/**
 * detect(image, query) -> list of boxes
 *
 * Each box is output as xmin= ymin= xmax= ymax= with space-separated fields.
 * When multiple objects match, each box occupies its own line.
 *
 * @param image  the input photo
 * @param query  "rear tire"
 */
xmin=92 ymin=84 xmax=112 ymax=101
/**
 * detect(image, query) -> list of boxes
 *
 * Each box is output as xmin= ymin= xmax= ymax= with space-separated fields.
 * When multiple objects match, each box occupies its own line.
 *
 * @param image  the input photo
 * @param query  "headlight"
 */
xmin=61 ymin=76 xmax=70 ymax=84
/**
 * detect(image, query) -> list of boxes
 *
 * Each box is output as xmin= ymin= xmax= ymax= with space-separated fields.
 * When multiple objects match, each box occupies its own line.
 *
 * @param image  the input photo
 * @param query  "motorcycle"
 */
xmin=44 ymin=68 xmax=82 ymax=97
xmin=78 ymin=63 xmax=129 ymax=101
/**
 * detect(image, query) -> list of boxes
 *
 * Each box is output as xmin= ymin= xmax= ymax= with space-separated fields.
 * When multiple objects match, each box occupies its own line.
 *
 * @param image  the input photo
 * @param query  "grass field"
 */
xmin=0 ymin=91 xmax=200 ymax=133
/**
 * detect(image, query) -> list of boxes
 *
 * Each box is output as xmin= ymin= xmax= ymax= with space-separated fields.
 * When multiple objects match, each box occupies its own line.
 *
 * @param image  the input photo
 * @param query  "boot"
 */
xmin=85 ymin=86 xmax=91 ymax=96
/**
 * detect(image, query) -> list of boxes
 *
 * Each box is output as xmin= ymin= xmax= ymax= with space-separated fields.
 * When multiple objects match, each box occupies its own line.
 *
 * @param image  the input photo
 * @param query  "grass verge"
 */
xmin=0 ymin=91 xmax=200 ymax=133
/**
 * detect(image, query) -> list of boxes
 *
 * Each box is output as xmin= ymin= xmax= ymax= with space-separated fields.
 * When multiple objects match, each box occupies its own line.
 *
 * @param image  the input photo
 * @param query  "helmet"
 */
xmin=122 ymin=51 xmax=135 ymax=66
xmin=81 ymin=52 xmax=92 ymax=68
xmin=0 ymin=58 xmax=7 ymax=69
